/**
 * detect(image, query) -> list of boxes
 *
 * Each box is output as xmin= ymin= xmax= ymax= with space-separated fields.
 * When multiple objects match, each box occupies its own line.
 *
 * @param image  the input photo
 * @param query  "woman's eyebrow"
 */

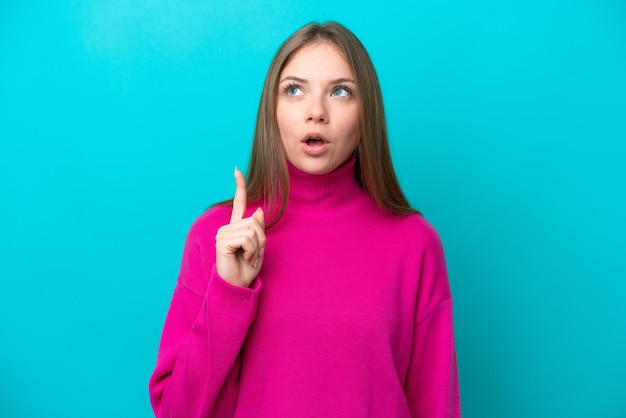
xmin=279 ymin=76 xmax=356 ymax=84
xmin=330 ymin=77 xmax=356 ymax=84
xmin=279 ymin=76 xmax=306 ymax=84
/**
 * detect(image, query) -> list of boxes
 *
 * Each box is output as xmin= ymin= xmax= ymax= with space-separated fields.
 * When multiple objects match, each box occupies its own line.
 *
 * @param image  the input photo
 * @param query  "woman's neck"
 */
xmin=285 ymin=157 xmax=367 ymax=216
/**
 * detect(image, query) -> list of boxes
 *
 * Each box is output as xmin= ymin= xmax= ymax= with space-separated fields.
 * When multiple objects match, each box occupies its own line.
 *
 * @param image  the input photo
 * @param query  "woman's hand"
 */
xmin=215 ymin=168 xmax=266 ymax=287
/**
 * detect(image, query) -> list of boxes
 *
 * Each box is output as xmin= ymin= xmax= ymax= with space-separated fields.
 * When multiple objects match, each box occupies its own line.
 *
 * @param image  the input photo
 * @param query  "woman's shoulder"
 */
xmin=185 ymin=204 xmax=232 ymax=241
xmin=386 ymin=212 xmax=444 ymax=250
xmin=401 ymin=212 xmax=439 ymax=235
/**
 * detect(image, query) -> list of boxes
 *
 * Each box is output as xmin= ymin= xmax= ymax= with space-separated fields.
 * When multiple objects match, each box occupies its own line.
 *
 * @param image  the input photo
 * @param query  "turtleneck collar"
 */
xmin=285 ymin=157 xmax=368 ymax=216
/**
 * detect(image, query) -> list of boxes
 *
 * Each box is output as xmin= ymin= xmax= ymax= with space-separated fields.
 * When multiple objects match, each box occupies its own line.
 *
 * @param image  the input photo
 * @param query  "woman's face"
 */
xmin=276 ymin=41 xmax=359 ymax=175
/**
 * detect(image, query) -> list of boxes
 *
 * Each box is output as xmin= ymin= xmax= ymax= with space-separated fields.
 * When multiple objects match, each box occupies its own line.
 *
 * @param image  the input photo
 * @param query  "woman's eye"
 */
xmin=286 ymin=85 xmax=303 ymax=96
xmin=331 ymin=87 xmax=351 ymax=97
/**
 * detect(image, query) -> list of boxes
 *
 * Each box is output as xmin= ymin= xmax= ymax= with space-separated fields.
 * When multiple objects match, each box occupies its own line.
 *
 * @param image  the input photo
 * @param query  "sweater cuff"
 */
xmin=211 ymin=265 xmax=262 ymax=298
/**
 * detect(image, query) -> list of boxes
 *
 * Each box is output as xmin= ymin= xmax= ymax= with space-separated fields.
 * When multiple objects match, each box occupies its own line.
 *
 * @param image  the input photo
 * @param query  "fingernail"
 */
xmin=234 ymin=166 xmax=238 ymax=176
xmin=259 ymin=247 xmax=265 ymax=258
xmin=253 ymin=257 xmax=259 ymax=269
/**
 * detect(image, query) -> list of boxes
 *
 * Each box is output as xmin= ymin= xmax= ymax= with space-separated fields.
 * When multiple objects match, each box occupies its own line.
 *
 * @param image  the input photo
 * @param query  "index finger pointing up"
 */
xmin=230 ymin=167 xmax=247 ymax=223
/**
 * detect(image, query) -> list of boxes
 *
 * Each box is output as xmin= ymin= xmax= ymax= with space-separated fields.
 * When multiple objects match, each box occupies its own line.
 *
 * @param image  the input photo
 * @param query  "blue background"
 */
xmin=1 ymin=1 xmax=625 ymax=417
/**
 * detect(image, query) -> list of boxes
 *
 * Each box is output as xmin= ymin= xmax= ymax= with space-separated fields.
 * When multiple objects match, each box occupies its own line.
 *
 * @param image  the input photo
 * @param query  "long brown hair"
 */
xmin=221 ymin=22 xmax=419 ymax=226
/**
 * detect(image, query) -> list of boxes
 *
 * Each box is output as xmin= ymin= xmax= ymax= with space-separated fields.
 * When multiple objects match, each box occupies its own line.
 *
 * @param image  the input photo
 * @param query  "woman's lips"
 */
xmin=302 ymin=140 xmax=329 ymax=155
xmin=305 ymin=137 xmax=324 ymax=145
xmin=301 ymin=133 xmax=329 ymax=155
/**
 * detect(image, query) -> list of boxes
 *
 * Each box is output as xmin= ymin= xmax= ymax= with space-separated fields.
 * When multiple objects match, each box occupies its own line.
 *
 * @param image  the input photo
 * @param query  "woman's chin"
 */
xmin=288 ymin=158 xmax=342 ymax=175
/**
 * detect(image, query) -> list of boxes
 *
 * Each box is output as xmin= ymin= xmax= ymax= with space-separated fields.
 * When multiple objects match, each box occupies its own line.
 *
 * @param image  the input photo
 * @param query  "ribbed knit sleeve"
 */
xmin=404 ymin=226 xmax=461 ymax=417
xmin=149 ymin=210 xmax=261 ymax=418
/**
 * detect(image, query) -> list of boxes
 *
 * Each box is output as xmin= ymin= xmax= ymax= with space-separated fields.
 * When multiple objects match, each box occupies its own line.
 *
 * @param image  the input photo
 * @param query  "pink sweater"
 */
xmin=149 ymin=158 xmax=460 ymax=417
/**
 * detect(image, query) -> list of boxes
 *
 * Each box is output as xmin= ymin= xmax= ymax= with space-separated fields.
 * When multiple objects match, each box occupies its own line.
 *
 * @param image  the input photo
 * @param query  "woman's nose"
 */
xmin=306 ymin=95 xmax=328 ymax=123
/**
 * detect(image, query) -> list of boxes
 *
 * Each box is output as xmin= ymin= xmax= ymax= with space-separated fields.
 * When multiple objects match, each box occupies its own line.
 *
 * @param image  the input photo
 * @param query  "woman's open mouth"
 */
xmin=306 ymin=137 xmax=325 ymax=145
xmin=301 ymin=134 xmax=329 ymax=155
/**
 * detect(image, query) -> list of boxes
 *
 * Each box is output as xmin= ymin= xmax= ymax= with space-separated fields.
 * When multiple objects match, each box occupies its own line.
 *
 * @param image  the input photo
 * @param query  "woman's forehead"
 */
xmin=279 ymin=41 xmax=353 ymax=82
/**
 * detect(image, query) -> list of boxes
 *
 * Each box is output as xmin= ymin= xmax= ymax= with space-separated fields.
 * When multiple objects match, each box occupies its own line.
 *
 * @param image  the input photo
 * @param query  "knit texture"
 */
xmin=149 ymin=158 xmax=461 ymax=417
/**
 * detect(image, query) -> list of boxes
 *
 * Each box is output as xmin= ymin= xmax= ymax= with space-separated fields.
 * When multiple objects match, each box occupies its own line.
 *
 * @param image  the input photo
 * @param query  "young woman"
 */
xmin=149 ymin=22 xmax=461 ymax=417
